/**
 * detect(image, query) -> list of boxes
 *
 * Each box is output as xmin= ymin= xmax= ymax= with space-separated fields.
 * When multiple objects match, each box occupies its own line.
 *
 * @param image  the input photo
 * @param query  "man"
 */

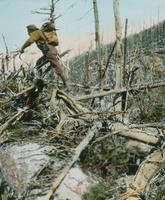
xmin=20 ymin=24 xmax=68 ymax=87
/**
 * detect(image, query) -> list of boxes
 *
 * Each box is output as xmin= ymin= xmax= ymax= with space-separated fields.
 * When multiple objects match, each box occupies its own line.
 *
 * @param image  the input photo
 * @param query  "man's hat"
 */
xmin=41 ymin=22 xmax=59 ymax=31
xmin=26 ymin=24 xmax=39 ymax=31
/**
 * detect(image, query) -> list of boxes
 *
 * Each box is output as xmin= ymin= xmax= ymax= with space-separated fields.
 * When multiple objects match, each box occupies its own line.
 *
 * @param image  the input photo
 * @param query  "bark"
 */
xmin=113 ymin=0 xmax=123 ymax=88
xmin=123 ymin=18 xmax=128 ymax=86
xmin=76 ymin=81 xmax=165 ymax=101
xmin=55 ymin=89 xmax=90 ymax=118
xmin=112 ymin=123 xmax=159 ymax=145
xmin=50 ymin=89 xmax=90 ymax=131
xmin=92 ymin=122 xmax=159 ymax=146
xmin=118 ymin=149 xmax=165 ymax=200
xmin=83 ymin=52 xmax=90 ymax=88
xmin=129 ymin=123 xmax=165 ymax=129
xmin=102 ymin=41 xmax=116 ymax=78
xmin=0 ymin=106 xmax=29 ymax=137
xmin=93 ymin=0 xmax=103 ymax=90
xmin=0 ymin=86 xmax=34 ymax=106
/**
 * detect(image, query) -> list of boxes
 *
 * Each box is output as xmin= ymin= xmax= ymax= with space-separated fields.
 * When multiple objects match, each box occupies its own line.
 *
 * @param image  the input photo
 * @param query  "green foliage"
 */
xmin=156 ymin=187 xmax=165 ymax=200
xmin=149 ymin=104 xmax=165 ymax=121
xmin=33 ymin=106 xmax=44 ymax=121
xmin=129 ymin=88 xmax=165 ymax=123
xmin=82 ymin=181 xmax=110 ymax=200
xmin=9 ymin=122 xmax=39 ymax=140
xmin=7 ymin=80 xmax=18 ymax=93
xmin=9 ymin=122 xmax=26 ymax=139
xmin=80 ymin=137 xmax=130 ymax=178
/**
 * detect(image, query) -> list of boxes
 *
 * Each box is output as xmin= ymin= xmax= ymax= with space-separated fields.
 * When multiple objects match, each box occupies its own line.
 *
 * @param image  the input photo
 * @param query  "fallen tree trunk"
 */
xmin=112 ymin=123 xmax=159 ymax=145
xmin=51 ymin=89 xmax=90 ymax=119
xmin=76 ymin=81 xmax=165 ymax=101
xmin=0 ymin=79 xmax=45 ymax=137
xmin=0 ymin=106 xmax=29 ymax=137
xmin=92 ymin=123 xmax=159 ymax=146
xmin=129 ymin=122 xmax=165 ymax=129
xmin=0 ymin=85 xmax=34 ymax=106
xmin=118 ymin=148 xmax=165 ymax=200
xmin=45 ymin=123 xmax=99 ymax=200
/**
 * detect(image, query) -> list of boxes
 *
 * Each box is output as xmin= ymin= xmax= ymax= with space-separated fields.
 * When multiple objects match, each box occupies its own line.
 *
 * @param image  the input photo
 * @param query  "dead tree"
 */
xmin=113 ymin=0 xmax=123 ymax=89
xmin=83 ymin=52 xmax=90 ymax=88
xmin=2 ymin=34 xmax=10 ymax=71
xmin=93 ymin=0 xmax=103 ymax=90
xmin=32 ymin=0 xmax=61 ymax=24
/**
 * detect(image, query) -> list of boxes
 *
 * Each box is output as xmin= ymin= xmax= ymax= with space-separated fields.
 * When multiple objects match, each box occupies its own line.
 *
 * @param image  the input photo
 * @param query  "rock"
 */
xmin=0 ymin=143 xmax=50 ymax=195
xmin=54 ymin=165 xmax=95 ymax=200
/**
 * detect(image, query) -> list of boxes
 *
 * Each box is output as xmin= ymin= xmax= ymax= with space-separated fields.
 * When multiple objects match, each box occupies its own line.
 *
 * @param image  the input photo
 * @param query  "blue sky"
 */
xmin=0 ymin=0 xmax=165 ymax=55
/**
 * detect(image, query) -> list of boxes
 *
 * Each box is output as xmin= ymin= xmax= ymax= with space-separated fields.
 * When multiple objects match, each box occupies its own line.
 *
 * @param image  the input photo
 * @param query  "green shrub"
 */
xmin=82 ymin=182 xmax=110 ymax=200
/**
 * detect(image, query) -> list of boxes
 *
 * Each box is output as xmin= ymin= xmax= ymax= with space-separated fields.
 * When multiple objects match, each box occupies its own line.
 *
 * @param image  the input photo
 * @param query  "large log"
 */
xmin=92 ymin=123 xmax=159 ymax=146
xmin=76 ymin=81 xmax=165 ymax=101
xmin=112 ymin=123 xmax=159 ymax=145
xmin=129 ymin=122 xmax=165 ymax=129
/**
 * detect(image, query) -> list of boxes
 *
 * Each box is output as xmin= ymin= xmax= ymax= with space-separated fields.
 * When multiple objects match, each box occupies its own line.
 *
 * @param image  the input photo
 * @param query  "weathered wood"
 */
xmin=55 ymin=89 xmax=90 ymax=118
xmin=113 ymin=0 xmax=123 ymax=88
xmin=102 ymin=41 xmax=116 ymax=78
xmin=0 ymin=86 xmax=34 ymax=106
xmin=76 ymin=81 xmax=165 ymax=101
xmin=68 ymin=111 xmax=127 ymax=118
xmin=0 ymin=106 xmax=29 ymax=137
xmin=129 ymin=122 xmax=165 ymax=129
xmin=118 ymin=148 xmax=165 ymax=200
xmin=83 ymin=52 xmax=90 ymax=88
xmin=45 ymin=123 xmax=99 ymax=200
xmin=112 ymin=123 xmax=159 ymax=145
xmin=123 ymin=18 xmax=128 ymax=85
xmin=93 ymin=0 xmax=103 ymax=90
xmin=92 ymin=122 xmax=159 ymax=146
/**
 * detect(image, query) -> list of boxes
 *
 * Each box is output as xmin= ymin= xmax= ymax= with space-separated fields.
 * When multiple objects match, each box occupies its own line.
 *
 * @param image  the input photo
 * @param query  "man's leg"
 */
xmin=47 ymin=46 xmax=68 ymax=87
xmin=35 ymin=56 xmax=49 ymax=78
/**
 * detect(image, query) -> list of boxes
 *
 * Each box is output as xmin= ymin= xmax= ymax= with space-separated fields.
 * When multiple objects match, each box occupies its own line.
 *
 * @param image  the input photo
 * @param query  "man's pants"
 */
xmin=36 ymin=45 xmax=67 ymax=85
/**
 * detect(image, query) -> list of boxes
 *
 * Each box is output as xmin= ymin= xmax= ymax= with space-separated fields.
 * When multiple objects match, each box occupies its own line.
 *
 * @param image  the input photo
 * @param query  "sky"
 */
xmin=0 ymin=0 xmax=165 ymax=57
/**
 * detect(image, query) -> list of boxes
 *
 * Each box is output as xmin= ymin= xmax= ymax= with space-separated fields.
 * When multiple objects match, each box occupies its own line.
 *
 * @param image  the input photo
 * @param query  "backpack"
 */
xmin=41 ymin=22 xmax=59 ymax=46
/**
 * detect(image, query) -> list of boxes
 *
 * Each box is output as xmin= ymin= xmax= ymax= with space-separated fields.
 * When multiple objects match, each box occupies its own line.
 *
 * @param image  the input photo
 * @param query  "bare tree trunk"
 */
xmin=1 ymin=56 xmax=5 ymax=78
xmin=50 ymin=0 xmax=55 ymax=23
xmin=113 ymin=0 xmax=123 ymax=89
xmin=83 ymin=52 xmax=90 ymax=88
xmin=2 ymin=34 xmax=9 ymax=72
xmin=123 ymin=18 xmax=128 ymax=86
xmin=93 ymin=0 xmax=103 ymax=90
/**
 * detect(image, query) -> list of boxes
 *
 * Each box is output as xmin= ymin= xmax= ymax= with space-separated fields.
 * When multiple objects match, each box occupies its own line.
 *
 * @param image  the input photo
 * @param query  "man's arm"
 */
xmin=20 ymin=31 xmax=40 ymax=53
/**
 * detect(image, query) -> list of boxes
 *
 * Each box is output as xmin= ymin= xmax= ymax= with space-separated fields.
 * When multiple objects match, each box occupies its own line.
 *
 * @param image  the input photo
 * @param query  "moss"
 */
xmin=9 ymin=122 xmax=26 ymax=139
xmin=150 ymin=104 xmax=165 ymax=120
xmin=9 ymin=122 xmax=39 ymax=140
xmin=136 ymin=103 xmax=165 ymax=123
xmin=80 ymin=138 xmax=131 ymax=178
xmin=7 ymin=80 xmax=18 ymax=93
xmin=82 ymin=181 xmax=111 ymax=200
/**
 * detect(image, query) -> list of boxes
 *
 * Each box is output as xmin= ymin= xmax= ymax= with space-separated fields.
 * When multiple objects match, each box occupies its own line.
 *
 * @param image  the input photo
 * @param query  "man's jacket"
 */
xmin=21 ymin=30 xmax=47 ymax=52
